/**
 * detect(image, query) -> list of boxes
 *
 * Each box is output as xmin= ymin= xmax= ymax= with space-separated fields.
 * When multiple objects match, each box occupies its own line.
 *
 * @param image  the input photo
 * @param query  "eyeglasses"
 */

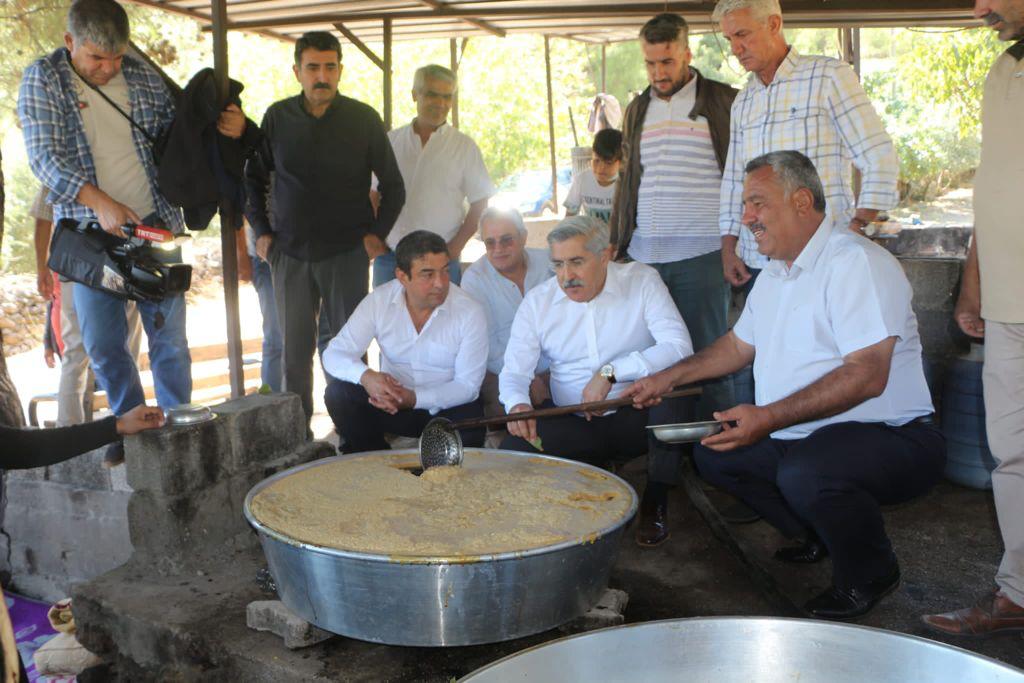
xmin=483 ymin=235 xmax=518 ymax=250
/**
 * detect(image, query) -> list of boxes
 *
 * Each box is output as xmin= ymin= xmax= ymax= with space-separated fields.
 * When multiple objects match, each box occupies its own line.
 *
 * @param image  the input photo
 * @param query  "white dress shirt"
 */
xmin=322 ymin=280 xmax=488 ymax=414
xmin=460 ymin=247 xmax=552 ymax=375
xmin=385 ymin=121 xmax=496 ymax=249
xmin=733 ymin=216 xmax=933 ymax=440
xmin=500 ymin=260 xmax=693 ymax=413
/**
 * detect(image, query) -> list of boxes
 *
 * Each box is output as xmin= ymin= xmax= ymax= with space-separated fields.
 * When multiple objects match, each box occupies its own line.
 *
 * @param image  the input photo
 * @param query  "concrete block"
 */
xmin=124 ymin=414 xmax=232 ymax=497
xmin=2 ymin=479 xmax=131 ymax=602
xmin=127 ymin=440 xmax=332 ymax=573
xmin=213 ymin=393 xmax=306 ymax=471
xmin=246 ymin=600 xmax=334 ymax=649
xmin=45 ymin=445 xmax=114 ymax=491
xmin=559 ymin=588 xmax=629 ymax=634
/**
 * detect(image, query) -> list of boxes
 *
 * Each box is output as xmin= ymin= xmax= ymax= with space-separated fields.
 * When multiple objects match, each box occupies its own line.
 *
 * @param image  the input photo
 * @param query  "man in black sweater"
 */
xmin=245 ymin=31 xmax=405 ymax=423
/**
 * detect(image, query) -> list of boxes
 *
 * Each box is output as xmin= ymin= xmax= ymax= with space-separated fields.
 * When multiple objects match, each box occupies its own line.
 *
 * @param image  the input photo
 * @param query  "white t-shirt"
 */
xmin=733 ymin=216 xmax=933 ymax=440
xmin=71 ymin=70 xmax=155 ymax=220
xmin=563 ymin=168 xmax=616 ymax=224
xmin=386 ymin=121 xmax=495 ymax=249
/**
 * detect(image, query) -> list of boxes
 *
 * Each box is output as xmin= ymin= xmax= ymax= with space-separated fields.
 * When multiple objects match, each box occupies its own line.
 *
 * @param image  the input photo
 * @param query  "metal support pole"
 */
xmin=544 ymin=35 xmax=557 ymax=208
xmin=212 ymin=0 xmax=244 ymax=398
xmin=601 ymin=43 xmax=607 ymax=92
xmin=840 ymin=27 xmax=863 ymax=198
xmin=383 ymin=18 xmax=393 ymax=130
xmin=450 ymin=38 xmax=459 ymax=129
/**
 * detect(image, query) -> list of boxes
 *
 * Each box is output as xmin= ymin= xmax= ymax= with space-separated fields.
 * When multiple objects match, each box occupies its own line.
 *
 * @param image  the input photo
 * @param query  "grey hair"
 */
xmin=711 ymin=0 xmax=783 ymax=23
xmin=413 ymin=64 xmax=457 ymax=94
xmin=745 ymin=151 xmax=827 ymax=213
xmin=478 ymin=206 xmax=527 ymax=239
xmin=67 ymin=0 xmax=130 ymax=52
xmin=547 ymin=215 xmax=610 ymax=255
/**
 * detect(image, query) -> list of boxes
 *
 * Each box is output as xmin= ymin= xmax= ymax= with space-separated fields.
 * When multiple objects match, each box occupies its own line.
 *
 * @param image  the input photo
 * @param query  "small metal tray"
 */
xmin=166 ymin=403 xmax=216 ymax=426
xmin=647 ymin=420 xmax=723 ymax=444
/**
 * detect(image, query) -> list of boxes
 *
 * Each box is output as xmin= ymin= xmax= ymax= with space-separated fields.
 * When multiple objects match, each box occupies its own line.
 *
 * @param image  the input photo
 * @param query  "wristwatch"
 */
xmin=599 ymin=363 xmax=616 ymax=384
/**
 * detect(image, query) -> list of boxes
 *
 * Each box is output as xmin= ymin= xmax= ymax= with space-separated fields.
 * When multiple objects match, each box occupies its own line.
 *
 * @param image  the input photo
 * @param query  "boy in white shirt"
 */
xmin=563 ymin=129 xmax=622 ymax=224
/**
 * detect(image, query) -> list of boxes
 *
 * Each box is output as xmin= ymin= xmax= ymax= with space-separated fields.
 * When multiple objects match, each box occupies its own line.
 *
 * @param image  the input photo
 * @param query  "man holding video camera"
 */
xmin=17 ymin=0 xmax=245 ymax=463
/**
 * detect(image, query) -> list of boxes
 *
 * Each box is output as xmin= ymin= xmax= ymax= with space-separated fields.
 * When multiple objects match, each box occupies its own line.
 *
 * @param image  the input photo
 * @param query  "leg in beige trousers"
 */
xmin=58 ymin=280 xmax=143 ymax=425
xmin=985 ymin=321 xmax=1024 ymax=606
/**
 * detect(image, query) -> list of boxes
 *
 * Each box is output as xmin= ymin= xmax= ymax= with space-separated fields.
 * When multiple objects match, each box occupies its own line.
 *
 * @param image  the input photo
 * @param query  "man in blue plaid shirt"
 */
xmin=17 ymin=0 xmax=245 ymax=464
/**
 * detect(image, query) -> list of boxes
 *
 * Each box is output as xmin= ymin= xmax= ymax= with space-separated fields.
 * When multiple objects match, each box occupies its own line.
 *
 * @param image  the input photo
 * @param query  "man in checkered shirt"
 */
xmin=714 ymin=0 xmax=899 ymax=290
xmin=17 ymin=0 xmax=245 ymax=463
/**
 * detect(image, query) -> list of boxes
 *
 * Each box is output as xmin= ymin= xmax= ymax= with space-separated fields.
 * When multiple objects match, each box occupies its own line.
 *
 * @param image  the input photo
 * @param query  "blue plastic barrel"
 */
xmin=942 ymin=346 xmax=997 ymax=489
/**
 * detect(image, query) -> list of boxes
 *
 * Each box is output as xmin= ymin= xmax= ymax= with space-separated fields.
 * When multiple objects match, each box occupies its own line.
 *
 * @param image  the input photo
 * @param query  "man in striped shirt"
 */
xmin=609 ymin=13 xmax=739 ymax=547
xmin=715 ymin=0 xmax=900 ymax=287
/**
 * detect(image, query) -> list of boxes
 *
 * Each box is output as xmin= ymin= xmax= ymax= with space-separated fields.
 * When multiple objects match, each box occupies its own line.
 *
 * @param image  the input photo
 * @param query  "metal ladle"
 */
xmin=418 ymin=387 xmax=701 ymax=470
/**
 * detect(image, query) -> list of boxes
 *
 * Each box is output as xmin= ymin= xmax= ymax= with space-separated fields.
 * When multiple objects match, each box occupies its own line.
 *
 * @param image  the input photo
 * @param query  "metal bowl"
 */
xmin=460 ymin=617 xmax=1024 ymax=682
xmin=165 ymin=403 xmax=215 ymax=426
xmin=647 ymin=420 xmax=723 ymax=444
xmin=243 ymin=449 xmax=638 ymax=647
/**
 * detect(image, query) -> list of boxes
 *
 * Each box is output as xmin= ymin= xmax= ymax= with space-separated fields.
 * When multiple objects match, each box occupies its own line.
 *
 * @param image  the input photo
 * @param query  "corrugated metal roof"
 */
xmin=125 ymin=0 xmax=977 ymax=45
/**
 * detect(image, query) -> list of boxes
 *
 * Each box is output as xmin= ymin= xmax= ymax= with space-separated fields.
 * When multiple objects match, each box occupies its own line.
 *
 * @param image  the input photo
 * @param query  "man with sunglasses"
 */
xmin=461 ymin=207 xmax=552 ymax=422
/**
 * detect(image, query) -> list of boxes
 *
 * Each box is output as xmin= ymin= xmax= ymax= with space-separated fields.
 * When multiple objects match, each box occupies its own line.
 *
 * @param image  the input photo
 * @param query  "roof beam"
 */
xmin=215 ymin=2 xmax=975 ymax=32
xmin=121 ymin=0 xmax=294 ymax=43
xmin=415 ymin=0 xmax=506 ymax=37
xmin=334 ymin=22 xmax=384 ymax=69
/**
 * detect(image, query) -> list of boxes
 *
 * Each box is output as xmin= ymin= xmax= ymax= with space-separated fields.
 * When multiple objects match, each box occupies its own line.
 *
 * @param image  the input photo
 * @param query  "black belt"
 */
xmin=910 ymin=414 xmax=936 ymax=425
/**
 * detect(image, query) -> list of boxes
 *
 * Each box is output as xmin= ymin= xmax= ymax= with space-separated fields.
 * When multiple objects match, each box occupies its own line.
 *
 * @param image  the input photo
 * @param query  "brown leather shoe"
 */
xmin=922 ymin=590 xmax=1024 ymax=637
xmin=636 ymin=500 xmax=670 ymax=547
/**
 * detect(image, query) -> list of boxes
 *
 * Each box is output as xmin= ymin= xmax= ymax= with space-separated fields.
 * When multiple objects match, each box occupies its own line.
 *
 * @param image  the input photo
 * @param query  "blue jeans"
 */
xmin=74 ymin=285 xmax=191 ymax=415
xmin=251 ymin=256 xmax=283 ymax=392
xmin=372 ymin=250 xmax=461 ymax=288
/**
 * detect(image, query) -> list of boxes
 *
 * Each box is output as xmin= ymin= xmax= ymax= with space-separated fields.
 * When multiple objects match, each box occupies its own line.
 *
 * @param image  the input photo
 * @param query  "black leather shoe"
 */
xmin=636 ymin=500 xmax=670 ymax=547
xmin=774 ymin=539 xmax=829 ymax=564
xmin=805 ymin=562 xmax=901 ymax=620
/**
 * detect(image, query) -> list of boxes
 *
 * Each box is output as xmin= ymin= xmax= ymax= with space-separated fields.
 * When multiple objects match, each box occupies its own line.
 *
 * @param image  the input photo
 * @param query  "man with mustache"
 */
xmin=714 ymin=0 xmax=899 ymax=292
xmin=607 ymin=13 xmax=739 ymax=545
xmin=322 ymin=231 xmax=488 ymax=452
xmin=922 ymin=0 xmax=1024 ymax=637
xmin=18 ymin=0 xmax=246 ymax=464
xmin=372 ymin=64 xmax=494 ymax=287
xmin=626 ymin=152 xmax=943 ymax=620
xmin=245 ymin=31 xmax=405 ymax=426
xmin=499 ymin=215 xmax=693 ymax=512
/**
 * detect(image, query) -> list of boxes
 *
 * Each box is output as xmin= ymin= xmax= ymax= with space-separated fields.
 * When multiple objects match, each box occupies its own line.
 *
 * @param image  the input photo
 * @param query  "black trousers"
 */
xmin=500 ymin=397 xmax=686 ymax=471
xmin=325 ymin=380 xmax=485 ymax=453
xmin=271 ymin=245 xmax=369 ymax=421
xmin=694 ymin=420 xmax=946 ymax=589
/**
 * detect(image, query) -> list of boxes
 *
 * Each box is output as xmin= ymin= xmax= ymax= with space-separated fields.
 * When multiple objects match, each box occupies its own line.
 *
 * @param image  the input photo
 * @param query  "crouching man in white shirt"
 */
xmin=499 ymin=214 xmax=694 ymax=542
xmin=626 ymin=151 xmax=944 ymax=620
xmin=323 ymin=230 xmax=489 ymax=452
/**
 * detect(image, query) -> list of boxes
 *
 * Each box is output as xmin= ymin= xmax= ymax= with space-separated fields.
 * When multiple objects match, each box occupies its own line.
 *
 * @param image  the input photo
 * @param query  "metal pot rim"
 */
xmin=243 ymin=448 xmax=639 ymax=564
xmin=459 ymin=617 xmax=1024 ymax=680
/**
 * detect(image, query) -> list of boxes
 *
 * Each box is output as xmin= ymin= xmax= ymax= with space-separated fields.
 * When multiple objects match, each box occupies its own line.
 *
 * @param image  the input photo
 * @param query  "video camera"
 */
xmin=48 ymin=217 xmax=192 ymax=303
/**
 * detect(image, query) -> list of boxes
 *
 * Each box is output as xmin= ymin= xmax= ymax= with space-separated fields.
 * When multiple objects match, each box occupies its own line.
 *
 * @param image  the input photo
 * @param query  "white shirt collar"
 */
xmin=764 ymin=214 xmax=835 ymax=280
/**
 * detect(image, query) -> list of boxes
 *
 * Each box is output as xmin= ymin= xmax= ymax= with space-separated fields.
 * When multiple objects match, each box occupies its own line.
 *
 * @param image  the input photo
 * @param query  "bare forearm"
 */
xmin=452 ymin=199 xmax=488 ymax=253
xmin=960 ymin=234 xmax=981 ymax=307
xmin=665 ymin=332 xmax=752 ymax=388
xmin=34 ymin=220 xmax=52 ymax=273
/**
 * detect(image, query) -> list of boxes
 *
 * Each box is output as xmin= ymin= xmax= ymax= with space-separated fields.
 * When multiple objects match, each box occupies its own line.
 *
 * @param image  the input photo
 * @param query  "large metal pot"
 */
xmin=243 ymin=449 xmax=637 ymax=647
xmin=460 ymin=617 xmax=1024 ymax=682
